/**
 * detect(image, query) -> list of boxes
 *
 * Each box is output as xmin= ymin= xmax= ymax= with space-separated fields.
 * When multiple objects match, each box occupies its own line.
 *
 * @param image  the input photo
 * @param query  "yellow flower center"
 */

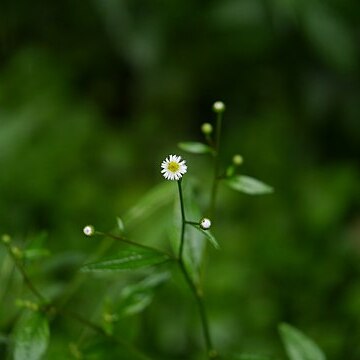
xmin=168 ymin=161 xmax=180 ymax=173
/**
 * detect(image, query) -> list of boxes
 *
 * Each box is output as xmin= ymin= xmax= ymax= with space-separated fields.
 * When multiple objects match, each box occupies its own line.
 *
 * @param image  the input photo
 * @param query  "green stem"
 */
xmin=98 ymin=231 xmax=174 ymax=259
xmin=61 ymin=309 xmax=150 ymax=360
xmin=5 ymin=244 xmax=47 ymax=304
xmin=176 ymin=179 xmax=218 ymax=359
xmin=177 ymin=179 xmax=186 ymax=260
xmin=2 ymin=242 xmax=151 ymax=360
xmin=209 ymin=112 xmax=223 ymax=218
xmin=178 ymin=259 xmax=217 ymax=358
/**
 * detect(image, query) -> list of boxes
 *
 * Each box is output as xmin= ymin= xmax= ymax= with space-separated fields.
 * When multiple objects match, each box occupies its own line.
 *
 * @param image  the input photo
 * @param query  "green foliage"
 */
xmin=12 ymin=310 xmax=49 ymax=360
xmin=178 ymin=141 xmax=214 ymax=154
xmin=225 ymin=175 xmax=273 ymax=195
xmin=0 ymin=0 xmax=359 ymax=359
xmin=190 ymin=224 xmax=220 ymax=250
xmin=279 ymin=323 xmax=326 ymax=360
xmin=81 ymin=249 xmax=170 ymax=272
xmin=116 ymin=271 xmax=171 ymax=318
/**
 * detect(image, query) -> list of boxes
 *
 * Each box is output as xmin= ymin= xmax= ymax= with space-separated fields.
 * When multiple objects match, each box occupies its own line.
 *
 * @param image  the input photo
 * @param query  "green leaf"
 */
xmin=81 ymin=249 xmax=170 ymax=273
xmin=123 ymin=182 xmax=175 ymax=229
xmin=190 ymin=224 xmax=220 ymax=250
xmin=279 ymin=323 xmax=326 ymax=360
xmin=225 ymin=175 xmax=273 ymax=195
xmin=116 ymin=217 xmax=125 ymax=233
xmin=232 ymin=354 xmax=273 ymax=360
xmin=303 ymin=3 xmax=356 ymax=71
xmin=13 ymin=310 xmax=50 ymax=360
xmin=23 ymin=248 xmax=50 ymax=261
xmin=118 ymin=272 xmax=171 ymax=317
xmin=178 ymin=141 xmax=213 ymax=154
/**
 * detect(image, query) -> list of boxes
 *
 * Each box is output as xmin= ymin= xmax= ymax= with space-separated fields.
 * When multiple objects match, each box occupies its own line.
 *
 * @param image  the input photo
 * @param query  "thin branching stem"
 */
xmin=4 ymin=243 xmax=47 ymax=304
xmin=176 ymin=180 xmax=218 ymax=359
xmin=2 ymin=242 xmax=151 ymax=360
xmin=177 ymin=179 xmax=187 ymax=259
xmin=209 ymin=111 xmax=223 ymax=218
xmin=98 ymin=231 xmax=174 ymax=259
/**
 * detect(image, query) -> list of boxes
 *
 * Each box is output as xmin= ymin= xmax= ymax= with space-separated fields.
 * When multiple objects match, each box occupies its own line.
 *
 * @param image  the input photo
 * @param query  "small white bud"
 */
xmin=83 ymin=225 xmax=95 ymax=237
xmin=201 ymin=122 xmax=213 ymax=135
xmin=232 ymin=154 xmax=243 ymax=166
xmin=212 ymin=101 xmax=225 ymax=113
xmin=200 ymin=218 xmax=211 ymax=230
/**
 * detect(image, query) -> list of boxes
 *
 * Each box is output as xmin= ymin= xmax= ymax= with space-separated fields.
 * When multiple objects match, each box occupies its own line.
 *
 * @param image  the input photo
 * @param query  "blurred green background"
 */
xmin=0 ymin=0 xmax=359 ymax=359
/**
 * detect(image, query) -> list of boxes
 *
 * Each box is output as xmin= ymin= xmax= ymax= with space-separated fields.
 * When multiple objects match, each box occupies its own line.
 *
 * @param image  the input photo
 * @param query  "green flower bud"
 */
xmin=232 ymin=154 xmax=243 ymax=166
xmin=201 ymin=122 xmax=213 ymax=135
xmin=1 ymin=234 xmax=11 ymax=245
xmin=11 ymin=246 xmax=23 ymax=259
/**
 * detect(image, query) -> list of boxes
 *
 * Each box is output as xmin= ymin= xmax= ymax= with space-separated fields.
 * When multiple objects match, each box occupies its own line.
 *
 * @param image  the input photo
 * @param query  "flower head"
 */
xmin=161 ymin=155 xmax=187 ymax=181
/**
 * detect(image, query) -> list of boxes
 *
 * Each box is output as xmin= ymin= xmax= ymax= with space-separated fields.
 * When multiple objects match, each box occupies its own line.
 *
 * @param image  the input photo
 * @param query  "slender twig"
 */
xmin=177 ymin=179 xmax=187 ymax=260
xmin=97 ymin=231 xmax=174 ymax=259
xmin=176 ymin=180 xmax=218 ymax=359
xmin=2 ymin=242 xmax=151 ymax=360
xmin=60 ymin=309 xmax=150 ymax=360
xmin=4 ymin=244 xmax=47 ymax=304
xmin=209 ymin=111 xmax=223 ymax=218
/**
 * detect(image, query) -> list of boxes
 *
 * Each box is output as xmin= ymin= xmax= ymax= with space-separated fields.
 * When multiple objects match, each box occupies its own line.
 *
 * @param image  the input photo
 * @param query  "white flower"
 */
xmin=161 ymin=155 xmax=187 ymax=181
xmin=83 ymin=225 xmax=95 ymax=236
xmin=200 ymin=218 xmax=211 ymax=230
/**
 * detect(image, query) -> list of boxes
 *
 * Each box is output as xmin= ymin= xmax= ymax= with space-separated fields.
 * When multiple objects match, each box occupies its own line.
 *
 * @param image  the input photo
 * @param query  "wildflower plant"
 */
xmin=1 ymin=102 xmax=327 ymax=360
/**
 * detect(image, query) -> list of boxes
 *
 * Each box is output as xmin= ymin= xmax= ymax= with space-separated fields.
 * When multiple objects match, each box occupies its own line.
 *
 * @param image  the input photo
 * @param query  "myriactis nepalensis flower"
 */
xmin=161 ymin=155 xmax=187 ymax=181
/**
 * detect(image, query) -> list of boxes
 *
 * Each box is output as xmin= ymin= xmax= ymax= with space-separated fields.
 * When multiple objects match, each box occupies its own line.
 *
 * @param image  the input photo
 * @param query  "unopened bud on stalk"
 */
xmin=212 ymin=101 xmax=225 ymax=113
xmin=232 ymin=154 xmax=243 ymax=166
xmin=200 ymin=218 xmax=212 ymax=230
xmin=83 ymin=225 xmax=95 ymax=237
xmin=201 ymin=122 xmax=213 ymax=135
xmin=1 ymin=234 xmax=11 ymax=245
xmin=11 ymin=246 xmax=23 ymax=259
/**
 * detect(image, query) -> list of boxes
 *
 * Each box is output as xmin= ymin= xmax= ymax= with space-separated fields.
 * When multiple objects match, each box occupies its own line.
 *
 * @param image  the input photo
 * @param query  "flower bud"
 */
xmin=201 ymin=122 xmax=213 ymax=135
xmin=212 ymin=101 xmax=225 ymax=113
xmin=200 ymin=218 xmax=212 ymax=230
xmin=1 ymin=234 xmax=11 ymax=245
xmin=11 ymin=246 xmax=23 ymax=259
xmin=83 ymin=225 xmax=95 ymax=237
xmin=232 ymin=154 xmax=243 ymax=166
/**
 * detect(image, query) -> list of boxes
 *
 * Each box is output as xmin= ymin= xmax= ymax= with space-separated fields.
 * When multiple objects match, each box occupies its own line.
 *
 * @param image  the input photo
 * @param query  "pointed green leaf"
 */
xmin=13 ymin=310 xmax=50 ymax=360
xmin=118 ymin=272 xmax=171 ymax=317
xmin=123 ymin=182 xmax=174 ymax=229
xmin=190 ymin=224 xmax=220 ymax=250
xmin=81 ymin=249 xmax=170 ymax=273
xmin=23 ymin=248 xmax=51 ymax=261
xmin=178 ymin=141 xmax=213 ymax=154
xmin=116 ymin=217 xmax=125 ymax=233
xmin=225 ymin=175 xmax=273 ymax=195
xmin=279 ymin=323 xmax=326 ymax=360
xmin=232 ymin=354 xmax=273 ymax=360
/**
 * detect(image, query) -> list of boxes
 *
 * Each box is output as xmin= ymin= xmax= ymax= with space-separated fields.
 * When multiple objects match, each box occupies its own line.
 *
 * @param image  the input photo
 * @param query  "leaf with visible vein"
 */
xmin=13 ymin=310 xmax=49 ymax=360
xmin=225 ymin=175 xmax=273 ymax=195
xmin=81 ymin=249 xmax=170 ymax=273
xmin=178 ymin=141 xmax=213 ymax=154
xmin=279 ymin=323 xmax=326 ymax=360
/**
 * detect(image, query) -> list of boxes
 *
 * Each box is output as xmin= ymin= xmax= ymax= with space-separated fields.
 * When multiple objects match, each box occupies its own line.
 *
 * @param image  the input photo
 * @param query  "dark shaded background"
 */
xmin=0 ymin=0 xmax=359 ymax=359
